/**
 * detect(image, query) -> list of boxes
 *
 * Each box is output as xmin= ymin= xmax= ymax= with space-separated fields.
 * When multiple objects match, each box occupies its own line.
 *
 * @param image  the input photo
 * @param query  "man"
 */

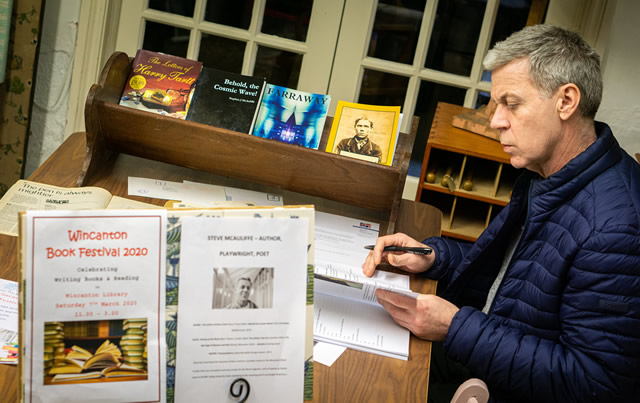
xmin=335 ymin=117 xmax=383 ymax=161
xmin=226 ymin=277 xmax=259 ymax=309
xmin=363 ymin=25 xmax=640 ymax=402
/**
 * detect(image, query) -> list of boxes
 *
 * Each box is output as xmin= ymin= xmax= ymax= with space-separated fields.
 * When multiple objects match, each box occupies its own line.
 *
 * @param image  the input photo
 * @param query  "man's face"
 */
xmin=235 ymin=279 xmax=251 ymax=304
xmin=490 ymin=58 xmax=563 ymax=176
xmin=355 ymin=120 xmax=373 ymax=139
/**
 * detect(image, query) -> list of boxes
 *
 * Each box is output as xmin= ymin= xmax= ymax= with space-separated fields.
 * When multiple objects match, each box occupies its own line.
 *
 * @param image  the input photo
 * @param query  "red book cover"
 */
xmin=119 ymin=49 xmax=203 ymax=119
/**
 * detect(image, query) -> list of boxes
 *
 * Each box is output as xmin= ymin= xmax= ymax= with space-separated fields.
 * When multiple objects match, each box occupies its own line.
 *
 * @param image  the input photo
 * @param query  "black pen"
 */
xmin=364 ymin=245 xmax=433 ymax=255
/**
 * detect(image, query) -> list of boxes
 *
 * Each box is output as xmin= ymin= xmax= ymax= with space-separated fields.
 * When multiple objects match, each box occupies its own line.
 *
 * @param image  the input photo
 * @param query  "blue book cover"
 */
xmin=252 ymin=84 xmax=331 ymax=149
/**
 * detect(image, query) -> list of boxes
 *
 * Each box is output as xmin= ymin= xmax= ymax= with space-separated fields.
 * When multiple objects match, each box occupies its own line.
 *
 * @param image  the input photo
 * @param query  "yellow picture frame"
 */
xmin=325 ymin=101 xmax=401 ymax=166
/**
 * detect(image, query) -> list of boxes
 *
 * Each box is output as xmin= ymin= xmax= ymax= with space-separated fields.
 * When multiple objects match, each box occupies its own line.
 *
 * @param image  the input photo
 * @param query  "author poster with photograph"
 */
xmin=174 ymin=217 xmax=308 ymax=403
xmin=21 ymin=210 xmax=167 ymax=403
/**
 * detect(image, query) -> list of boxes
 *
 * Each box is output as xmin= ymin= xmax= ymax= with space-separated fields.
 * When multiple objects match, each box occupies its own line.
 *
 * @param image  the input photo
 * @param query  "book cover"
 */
xmin=252 ymin=84 xmax=331 ymax=149
xmin=325 ymin=100 xmax=401 ymax=166
xmin=185 ymin=67 xmax=266 ymax=134
xmin=119 ymin=49 xmax=203 ymax=119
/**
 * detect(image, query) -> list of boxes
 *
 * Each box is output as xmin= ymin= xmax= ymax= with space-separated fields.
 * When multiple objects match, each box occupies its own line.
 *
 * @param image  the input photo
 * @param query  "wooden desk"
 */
xmin=0 ymin=132 xmax=440 ymax=402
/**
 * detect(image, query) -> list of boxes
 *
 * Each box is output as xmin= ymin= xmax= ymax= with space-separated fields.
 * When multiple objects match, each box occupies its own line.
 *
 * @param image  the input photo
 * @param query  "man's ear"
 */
xmin=556 ymin=83 xmax=581 ymax=120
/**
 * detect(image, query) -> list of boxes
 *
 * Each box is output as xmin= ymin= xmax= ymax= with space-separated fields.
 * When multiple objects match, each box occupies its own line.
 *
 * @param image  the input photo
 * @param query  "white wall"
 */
xmin=24 ymin=0 xmax=81 ymax=177
xmin=595 ymin=0 xmax=640 ymax=157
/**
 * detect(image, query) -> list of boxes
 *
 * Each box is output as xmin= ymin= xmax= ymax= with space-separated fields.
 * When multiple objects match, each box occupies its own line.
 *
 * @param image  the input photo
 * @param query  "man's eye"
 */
xmin=506 ymin=103 xmax=517 ymax=110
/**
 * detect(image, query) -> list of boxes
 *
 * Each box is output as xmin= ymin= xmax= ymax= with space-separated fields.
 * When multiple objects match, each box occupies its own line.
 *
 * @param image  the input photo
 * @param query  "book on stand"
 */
xmin=119 ymin=49 xmax=203 ymax=119
xmin=252 ymin=84 xmax=331 ymax=149
xmin=185 ymin=67 xmax=266 ymax=134
xmin=325 ymin=100 xmax=401 ymax=166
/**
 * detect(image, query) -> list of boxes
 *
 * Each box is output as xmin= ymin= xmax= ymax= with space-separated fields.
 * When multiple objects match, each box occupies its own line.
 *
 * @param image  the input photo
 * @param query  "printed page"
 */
xmin=313 ymin=292 xmax=410 ymax=360
xmin=0 ymin=180 xmax=113 ymax=236
xmin=314 ymin=211 xmax=379 ymax=268
xmin=174 ymin=216 xmax=308 ymax=403
xmin=314 ymin=260 xmax=417 ymax=305
xmin=22 ymin=210 xmax=166 ymax=403
xmin=0 ymin=278 xmax=18 ymax=364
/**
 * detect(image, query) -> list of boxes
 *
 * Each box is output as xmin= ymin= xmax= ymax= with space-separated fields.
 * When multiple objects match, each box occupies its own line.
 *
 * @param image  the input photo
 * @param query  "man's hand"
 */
xmin=362 ymin=232 xmax=435 ymax=277
xmin=375 ymin=290 xmax=459 ymax=341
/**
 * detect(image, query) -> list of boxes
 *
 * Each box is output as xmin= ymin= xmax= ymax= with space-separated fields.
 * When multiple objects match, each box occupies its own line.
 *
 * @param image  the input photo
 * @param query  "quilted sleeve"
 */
xmin=443 ymin=231 xmax=640 ymax=402
xmin=422 ymin=236 xmax=472 ymax=283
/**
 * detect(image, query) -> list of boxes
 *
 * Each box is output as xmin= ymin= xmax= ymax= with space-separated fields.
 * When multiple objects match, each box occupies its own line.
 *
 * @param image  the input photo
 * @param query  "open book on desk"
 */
xmin=314 ymin=260 xmax=416 ymax=361
xmin=314 ymin=212 xmax=416 ymax=360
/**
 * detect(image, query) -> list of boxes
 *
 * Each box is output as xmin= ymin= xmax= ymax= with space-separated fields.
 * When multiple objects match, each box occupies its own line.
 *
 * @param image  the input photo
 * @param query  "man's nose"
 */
xmin=490 ymin=104 xmax=509 ymax=130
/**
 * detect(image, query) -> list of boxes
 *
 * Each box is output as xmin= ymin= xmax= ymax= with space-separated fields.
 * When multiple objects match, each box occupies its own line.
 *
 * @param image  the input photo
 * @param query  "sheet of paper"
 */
xmin=0 ymin=278 xmax=18 ymax=364
xmin=105 ymin=195 xmax=163 ymax=209
xmin=22 ymin=210 xmax=166 ymax=402
xmin=184 ymin=180 xmax=284 ymax=206
xmin=178 ymin=181 xmax=227 ymax=204
xmin=313 ymin=342 xmax=346 ymax=367
xmin=128 ymin=176 xmax=184 ymax=200
xmin=175 ymin=217 xmax=308 ymax=402
xmin=314 ymin=211 xmax=379 ymax=268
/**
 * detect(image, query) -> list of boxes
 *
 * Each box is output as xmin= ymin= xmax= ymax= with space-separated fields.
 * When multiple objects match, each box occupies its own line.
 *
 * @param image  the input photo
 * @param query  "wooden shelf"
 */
xmin=81 ymin=52 xmax=418 ymax=234
xmin=416 ymin=102 xmax=517 ymax=241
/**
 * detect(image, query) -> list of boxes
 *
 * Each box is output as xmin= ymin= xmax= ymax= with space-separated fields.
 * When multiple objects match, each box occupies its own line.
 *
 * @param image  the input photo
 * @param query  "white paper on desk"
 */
xmin=128 ymin=176 xmax=184 ymax=200
xmin=179 ymin=181 xmax=227 ymax=204
xmin=314 ymin=211 xmax=379 ymax=268
xmin=313 ymin=342 xmax=346 ymax=367
xmin=0 ymin=278 xmax=18 ymax=364
xmin=183 ymin=180 xmax=284 ymax=206
xmin=175 ymin=217 xmax=308 ymax=403
xmin=22 ymin=210 xmax=166 ymax=403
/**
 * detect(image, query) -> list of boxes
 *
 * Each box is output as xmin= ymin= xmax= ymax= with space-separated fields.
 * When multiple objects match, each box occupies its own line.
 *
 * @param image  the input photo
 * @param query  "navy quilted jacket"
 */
xmin=423 ymin=122 xmax=640 ymax=402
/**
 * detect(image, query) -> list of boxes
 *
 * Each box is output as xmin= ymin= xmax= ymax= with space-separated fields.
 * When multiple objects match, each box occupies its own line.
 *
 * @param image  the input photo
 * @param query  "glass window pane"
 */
xmin=204 ymin=1 xmax=254 ymax=30
xmin=254 ymin=46 xmax=302 ymax=89
xmin=261 ymin=0 xmax=312 ymax=42
xmin=368 ymin=0 xmax=426 ymax=64
xmin=475 ymin=90 xmax=491 ymax=108
xmin=142 ymin=21 xmax=190 ymax=58
xmin=358 ymin=69 xmax=409 ymax=108
xmin=410 ymin=81 xmax=466 ymax=176
xmin=198 ymin=34 xmax=246 ymax=73
xmin=489 ymin=0 xmax=532 ymax=48
xmin=425 ymin=0 xmax=486 ymax=76
xmin=148 ymin=0 xmax=195 ymax=17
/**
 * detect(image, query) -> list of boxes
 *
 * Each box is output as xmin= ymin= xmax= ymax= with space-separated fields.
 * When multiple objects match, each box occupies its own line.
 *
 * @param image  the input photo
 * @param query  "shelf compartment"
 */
xmin=496 ymin=163 xmax=519 ymax=201
xmin=457 ymin=156 xmax=500 ymax=199
xmin=418 ymin=190 xmax=454 ymax=234
xmin=447 ymin=197 xmax=489 ymax=241
xmin=422 ymin=148 xmax=464 ymax=191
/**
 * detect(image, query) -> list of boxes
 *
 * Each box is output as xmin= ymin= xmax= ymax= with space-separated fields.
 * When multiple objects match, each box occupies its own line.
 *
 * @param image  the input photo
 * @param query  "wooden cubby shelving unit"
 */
xmin=80 ymin=52 xmax=418 ymax=235
xmin=416 ymin=102 xmax=518 ymax=242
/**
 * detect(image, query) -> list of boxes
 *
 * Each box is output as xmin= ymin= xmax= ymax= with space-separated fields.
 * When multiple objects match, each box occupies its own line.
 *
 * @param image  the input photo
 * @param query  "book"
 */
xmin=185 ymin=67 xmax=266 ymax=134
xmin=252 ymin=84 xmax=331 ymax=149
xmin=325 ymin=100 xmax=401 ymax=166
xmin=0 ymin=180 xmax=161 ymax=237
xmin=313 ymin=211 xmax=413 ymax=360
xmin=19 ymin=210 xmax=167 ymax=400
xmin=48 ymin=340 xmax=122 ymax=375
xmin=51 ymin=364 xmax=147 ymax=382
xmin=119 ymin=49 xmax=203 ymax=119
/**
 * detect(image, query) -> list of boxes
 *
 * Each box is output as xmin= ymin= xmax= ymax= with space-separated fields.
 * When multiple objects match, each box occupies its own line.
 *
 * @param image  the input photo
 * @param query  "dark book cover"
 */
xmin=119 ymin=49 xmax=203 ymax=119
xmin=252 ymin=84 xmax=331 ymax=149
xmin=185 ymin=67 xmax=266 ymax=134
